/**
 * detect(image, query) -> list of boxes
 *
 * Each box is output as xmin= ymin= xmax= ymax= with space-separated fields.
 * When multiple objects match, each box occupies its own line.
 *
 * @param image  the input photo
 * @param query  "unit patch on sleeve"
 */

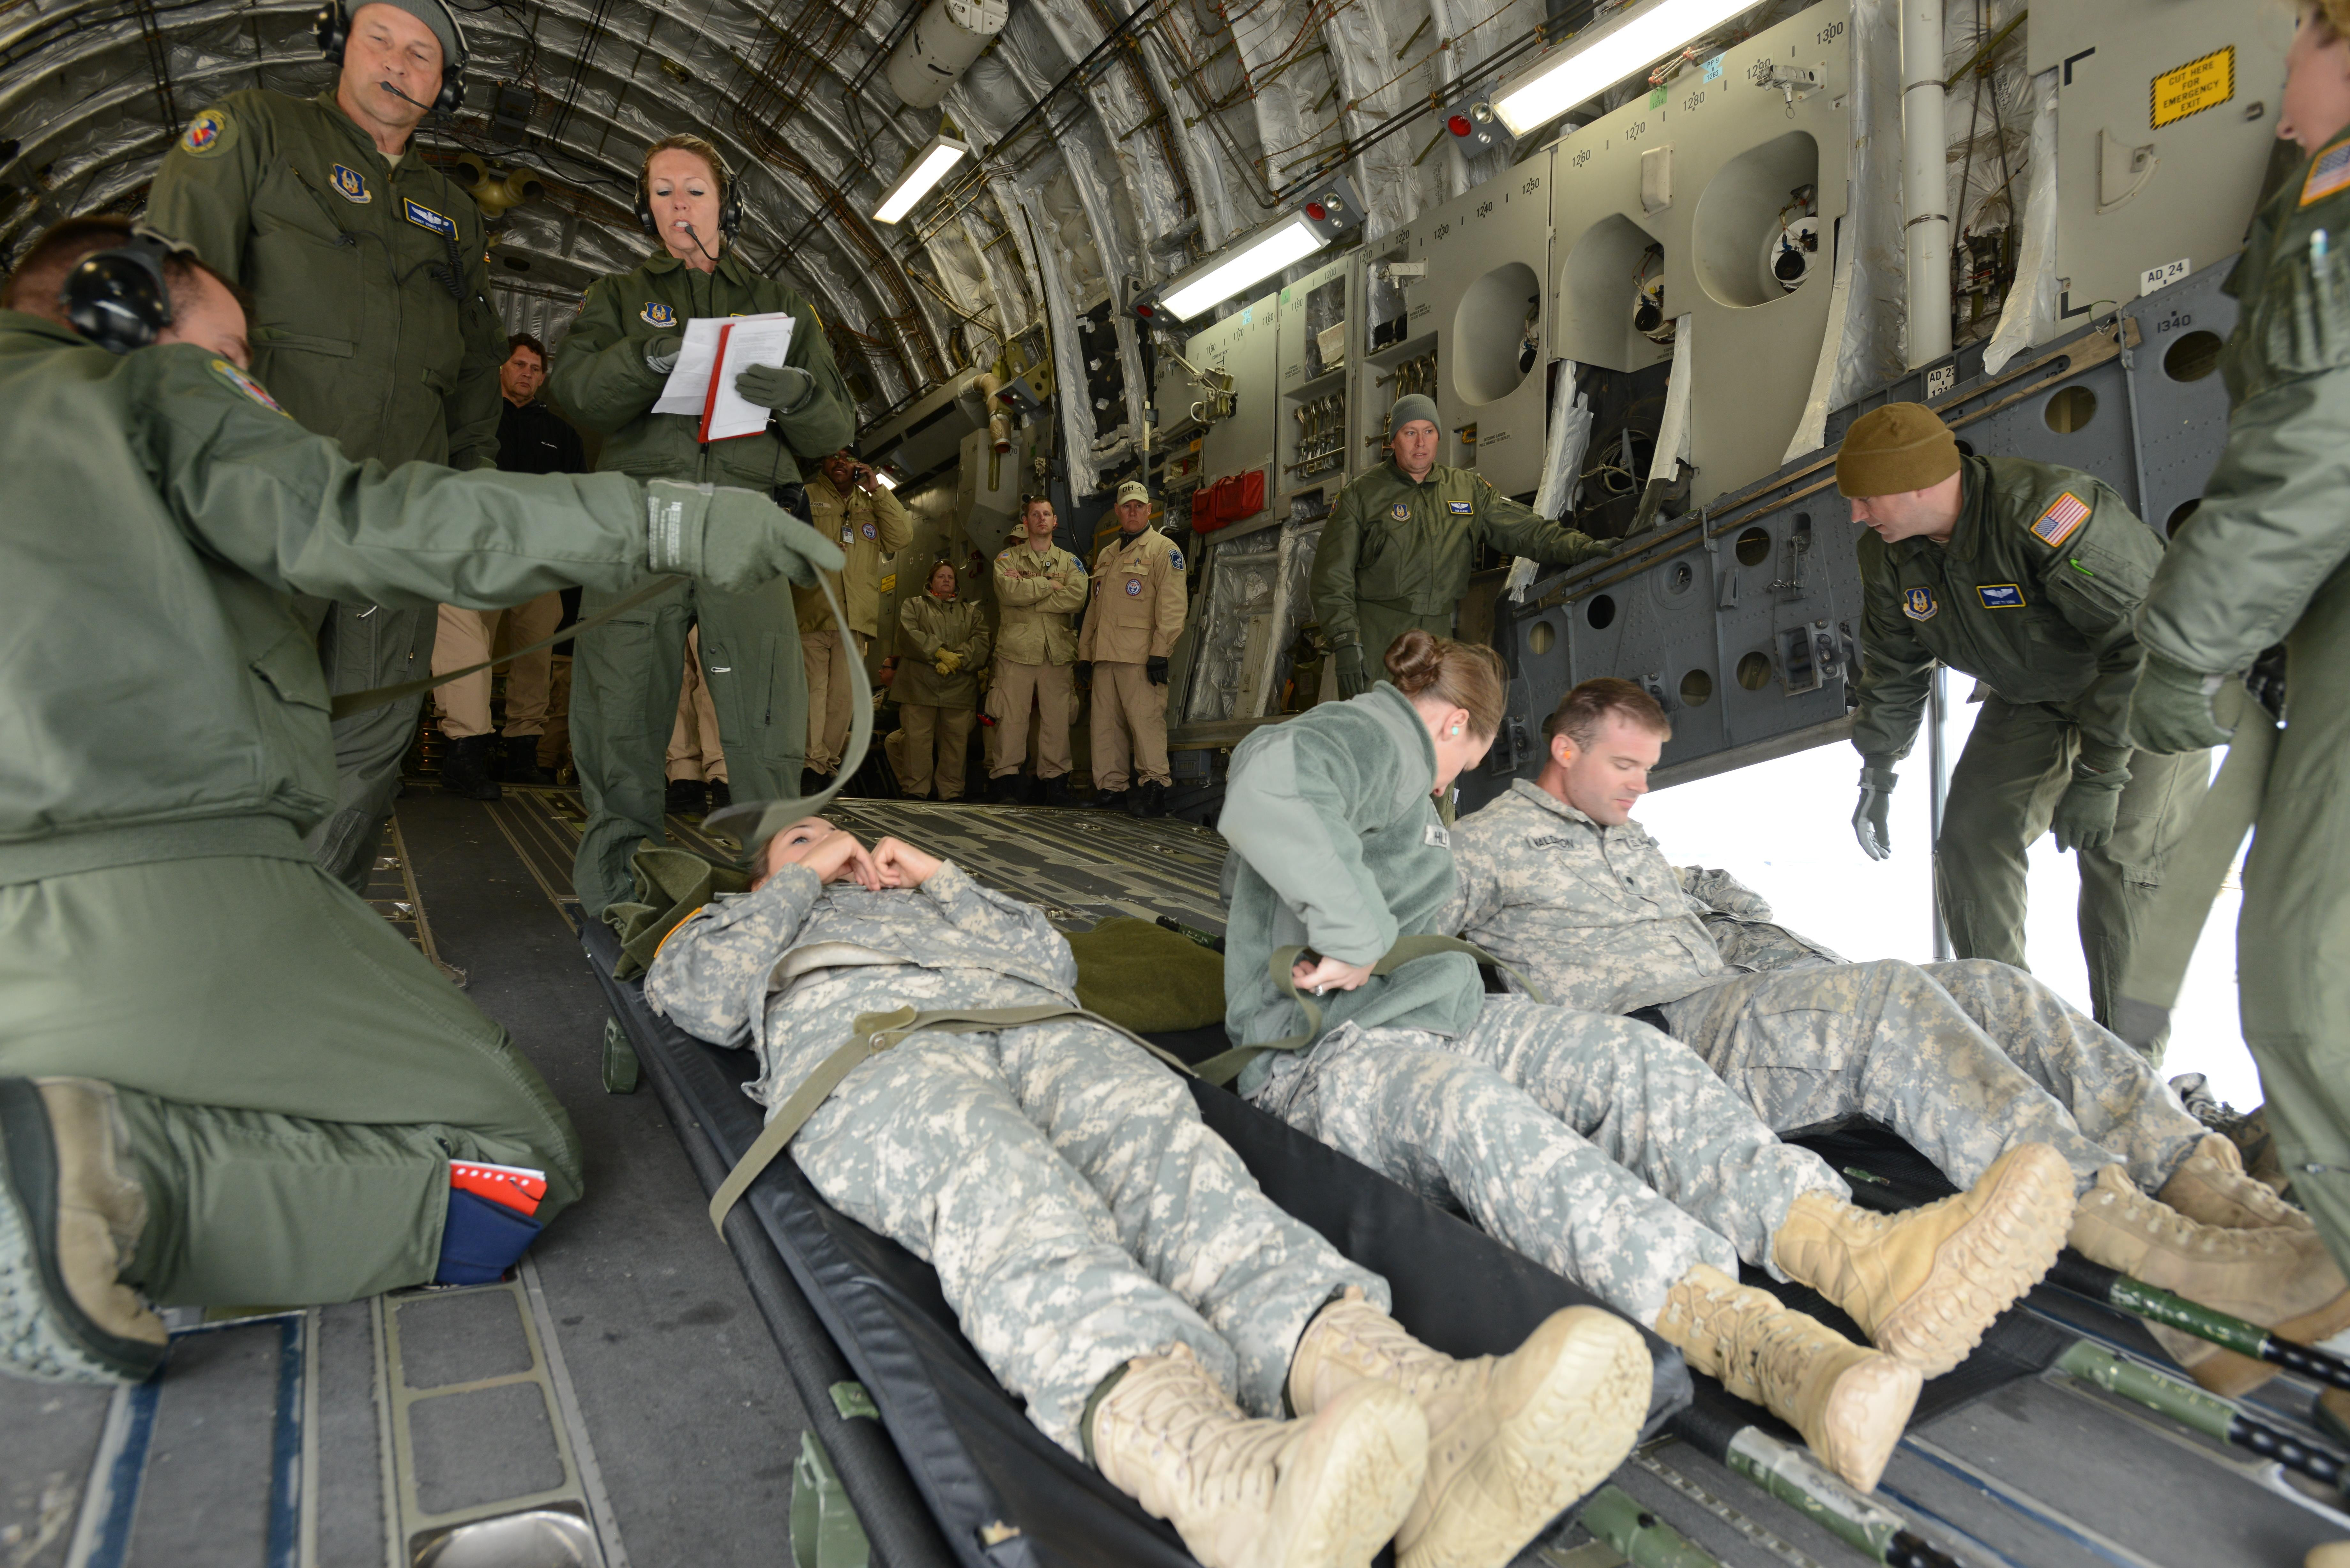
xmin=1977 ymin=583 xmax=2026 ymax=609
xmin=1169 ymin=549 xmax=1185 ymax=572
xmin=331 ymin=164 xmax=371 ymax=203
xmin=1901 ymin=586 xmax=1938 ymax=621
xmin=401 ymin=198 xmax=457 ymax=238
xmin=209 ymin=358 xmax=288 ymax=415
xmin=2304 ymin=139 xmax=2350 ymax=207
xmin=2029 ymin=492 xmax=2092 ymax=548
xmin=640 ymin=301 xmax=677 ymax=328
xmin=1448 ymin=501 xmax=1473 ymax=514
xmin=1390 ymin=502 xmax=1412 ymax=521
xmin=178 ymin=107 xmax=231 ymax=157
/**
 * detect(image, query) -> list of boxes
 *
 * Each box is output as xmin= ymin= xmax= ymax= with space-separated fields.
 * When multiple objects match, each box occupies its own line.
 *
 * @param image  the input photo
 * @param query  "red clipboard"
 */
xmin=695 ymin=321 xmax=735 ymax=445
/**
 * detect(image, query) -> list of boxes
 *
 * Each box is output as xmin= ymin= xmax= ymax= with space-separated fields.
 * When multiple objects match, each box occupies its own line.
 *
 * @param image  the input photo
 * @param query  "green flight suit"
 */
xmin=1308 ymin=462 xmax=1611 ymax=669
xmin=1853 ymin=455 xmax=2208 ymax=1049
xmin=147 ymin=88 xmax=510 ymax=893
xmin=550 ymin=250 xmax=856 ymax=912
xmin=2134 ymin=132 xmax=2350 ymax=1273
xmin=0 ymin=316 xmax=665 ymax=1307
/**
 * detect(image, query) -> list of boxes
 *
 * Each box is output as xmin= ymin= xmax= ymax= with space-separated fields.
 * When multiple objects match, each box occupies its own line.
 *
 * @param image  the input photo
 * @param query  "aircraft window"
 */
xmin=2163 ymin=330 xmax=2223 ymax=383
xmin=1734 ymin=527 xmax=1771 ymax=566
xmin=1680 ymin=668 xmax=1714 ymax=706
xmin=1737 ymin=651 xmax=1773 ymax=690
xmin=1585 ymin=593 xmax=1617 ymax=629
xmin=2044 ymin=385 xmax=2097 ymax=433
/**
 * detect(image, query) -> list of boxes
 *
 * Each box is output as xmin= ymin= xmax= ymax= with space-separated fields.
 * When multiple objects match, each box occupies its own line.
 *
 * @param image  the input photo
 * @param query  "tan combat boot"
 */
xmin=1769 ymin=1143 xmax=2074 ymax=1376
xmin=1653 ymin=1265 xmax=1921 ymax=1492
xmin=2157 ymin=1135 xmax=2314 ymax=1233
xmin=1287 ymin=1288 xmax=1651 ymax=1568
xmin=1088 ymin=1342 xmax=1429 ymax=1568
xmin=0 ymin=1077 xmax=166 ymax=1384
xmin=2069 ymin=1163 xmax=2350 ymax=1396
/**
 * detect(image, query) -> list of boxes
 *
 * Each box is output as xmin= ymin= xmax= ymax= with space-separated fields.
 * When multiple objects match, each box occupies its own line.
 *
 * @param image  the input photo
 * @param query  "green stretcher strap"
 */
xmin=706 ymin=999 xmax=1196 ymax=1233
xmin=1191 ymin=934 xmax=1543 ymax=1088
xmin=327 ymin=572 xmax=686 ymax=719
xmin=2112 ymin=681 xmax=2280 ymax=1051
xmin=701 ymin=571 xmax=873 ymax=859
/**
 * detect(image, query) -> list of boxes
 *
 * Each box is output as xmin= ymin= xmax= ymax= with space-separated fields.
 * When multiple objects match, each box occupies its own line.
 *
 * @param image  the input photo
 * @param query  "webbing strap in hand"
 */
xmin=1190 ymin=934 xmax=1543 ymax=1087
xmin=2112 ymin=682 xmax=2280 ymax=1051
xmin=328 ymin=573 xmax=685 ymax=719
xmin=705 ymin=999 xmax=1194 ymax=1232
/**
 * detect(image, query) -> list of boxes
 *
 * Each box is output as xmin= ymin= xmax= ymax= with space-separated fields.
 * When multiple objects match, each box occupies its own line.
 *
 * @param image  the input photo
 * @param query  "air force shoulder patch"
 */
xmin=2030 ymin=491 xmax=2092 ymax=548
xmin=641 ymin=301 xmax=677 ymax=328
xmin=179 ymin=108 xmax=231 ymax=157
xmin=331 ymin=164 xmax=370 ymax=203
xmin=1901 ymin=586 xmax=1938 ymax=621
xmin=1977 ymin=583 xmax=2026 ymax=609
xmin=210 ymin=358 xmax=287 ymax=415
xmin=1390 ymin=502 xmax=1412 ymax=521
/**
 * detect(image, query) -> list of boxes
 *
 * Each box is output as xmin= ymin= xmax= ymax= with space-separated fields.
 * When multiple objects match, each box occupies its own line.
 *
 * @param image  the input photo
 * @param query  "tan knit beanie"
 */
xmin=1835 ymin=403 xmax=1961 ymax=498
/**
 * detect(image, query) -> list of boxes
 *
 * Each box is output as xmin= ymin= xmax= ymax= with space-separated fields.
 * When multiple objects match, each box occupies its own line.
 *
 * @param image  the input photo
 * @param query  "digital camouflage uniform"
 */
xmin=644 ymin=860 xmax=1385 ymax=1451
xmin=551 ymin=250 xmax=855 ymax=911
xmin=1448 ymin=781 xmax=2207 ymax=1196
xmin=2134 ymin=130 xmax=2350 ymax=1273
xmin=1308 ymin=463 xmax=1611 ymax=674
xmin=147 ymin=88 xmax=510 ymax=892
xmin=1220 ymin=686 xmax=1847 ymax=1323
xmin=796 ymin=473 xmax=912 ymax=776
xmin=1853 ymin=455 xmax=2209 ymax=1044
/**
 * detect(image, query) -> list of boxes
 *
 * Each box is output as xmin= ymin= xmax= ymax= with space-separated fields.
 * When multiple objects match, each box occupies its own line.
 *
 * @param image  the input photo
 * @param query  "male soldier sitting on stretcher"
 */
xmin=643 ymin=817 xmax=1653 ymax=1568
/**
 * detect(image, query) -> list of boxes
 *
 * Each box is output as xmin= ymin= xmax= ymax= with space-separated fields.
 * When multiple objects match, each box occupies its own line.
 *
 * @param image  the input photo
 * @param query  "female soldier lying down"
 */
xmin=643 ymin=817 xmax=1650 ymax=1568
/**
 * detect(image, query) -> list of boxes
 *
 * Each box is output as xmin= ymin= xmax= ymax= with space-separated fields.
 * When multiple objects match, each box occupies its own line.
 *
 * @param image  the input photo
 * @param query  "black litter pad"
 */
xmin=583 ymin=922 xmax=1690 ymax=1568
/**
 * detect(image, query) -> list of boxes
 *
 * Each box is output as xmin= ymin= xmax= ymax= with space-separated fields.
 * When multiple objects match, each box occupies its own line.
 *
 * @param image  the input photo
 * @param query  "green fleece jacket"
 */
xmin=1218 ymin=684 xmax=1484 ymax=1091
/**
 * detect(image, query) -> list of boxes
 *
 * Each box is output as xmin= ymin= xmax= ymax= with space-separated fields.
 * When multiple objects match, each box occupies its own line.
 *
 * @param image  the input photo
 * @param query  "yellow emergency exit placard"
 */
xmin=2151 ymin=47 xmax=2233 ymax=129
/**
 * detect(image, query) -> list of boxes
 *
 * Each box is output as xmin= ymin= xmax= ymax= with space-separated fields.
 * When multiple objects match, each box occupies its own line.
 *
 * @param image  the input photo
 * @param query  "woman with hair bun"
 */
xmin=1216 ymin=630 xmax=2073 ymax=1498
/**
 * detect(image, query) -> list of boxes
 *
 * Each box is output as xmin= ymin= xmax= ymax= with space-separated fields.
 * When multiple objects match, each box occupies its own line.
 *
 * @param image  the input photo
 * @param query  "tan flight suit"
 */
xmin=666 ymin=626 xmax=729 ymax=787
xmin=432 ymin=595 xmax=564 ymax=743
xmin=1077 ymin=526 xmax=1188 ymax=790
xmin=797 ymin=472 xmax=912 ymax=776
xmin=989 ymin=538 xmax=1089 ymax=781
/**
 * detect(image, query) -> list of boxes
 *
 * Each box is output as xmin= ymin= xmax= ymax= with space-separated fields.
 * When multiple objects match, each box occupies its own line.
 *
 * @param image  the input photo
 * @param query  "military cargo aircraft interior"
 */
xmin=7 ymin=0 xmax=2350 ymax=1561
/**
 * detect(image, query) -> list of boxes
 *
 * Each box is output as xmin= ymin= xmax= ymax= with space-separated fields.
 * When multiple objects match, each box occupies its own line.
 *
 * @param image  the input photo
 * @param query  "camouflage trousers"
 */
xmin=1248 ymin=997 xmax=1846 ymax=1324
xmin=1658 ymin=958 xmax=2209 ymax=1196
xmin=789 ymin=1020 xmax=1385 ymax=1454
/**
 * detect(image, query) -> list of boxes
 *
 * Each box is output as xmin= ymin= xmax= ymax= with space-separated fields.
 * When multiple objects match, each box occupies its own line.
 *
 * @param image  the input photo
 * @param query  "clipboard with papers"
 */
xmin=649 ymin=311 xmax=798 ymax=442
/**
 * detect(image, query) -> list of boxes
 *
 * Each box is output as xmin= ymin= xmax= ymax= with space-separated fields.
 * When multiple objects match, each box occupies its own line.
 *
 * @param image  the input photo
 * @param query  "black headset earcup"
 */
xmin=635 ymin=190 xmax=656 ymax=237
xmin=62 ymin=246 xmax=173 ymax=356
xmin=435 ymin=63 xmax=463 ymax=116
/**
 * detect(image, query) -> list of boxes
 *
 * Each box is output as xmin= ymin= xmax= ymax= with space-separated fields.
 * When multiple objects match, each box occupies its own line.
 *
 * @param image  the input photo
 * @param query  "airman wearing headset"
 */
xmin=549 ymin=133 xmax=856 ymax=914
xmin=146 ymin=0 xmax=509 ymax=900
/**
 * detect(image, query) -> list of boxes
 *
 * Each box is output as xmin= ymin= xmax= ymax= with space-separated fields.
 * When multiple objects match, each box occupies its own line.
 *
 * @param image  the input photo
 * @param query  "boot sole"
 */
xmin=1875 ymin=1143 xmax=2074 ymax=1378
xmin=1400 ymin=1309 xmax=1651 ymax=1568
xmin=1251 ymin=1380 xmax=1429 ymax=1568
xmin=1812 ymin=1354 xmax=1921 ymax=1495
xmin=0 ymin=1080 xmax=163 ymax=1386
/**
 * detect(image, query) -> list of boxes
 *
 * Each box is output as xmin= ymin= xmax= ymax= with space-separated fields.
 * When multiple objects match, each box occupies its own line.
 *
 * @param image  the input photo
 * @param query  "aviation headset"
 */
xmin=635 ymin=143 xmax=744 ymax=243
xmin=60 ymin=230 xmax=182 ymax=356
xmin=315 ymin=0 xmax=469 ymax=116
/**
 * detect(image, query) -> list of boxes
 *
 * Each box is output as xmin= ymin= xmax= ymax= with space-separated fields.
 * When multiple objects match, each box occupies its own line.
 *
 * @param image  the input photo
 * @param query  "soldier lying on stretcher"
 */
xmin=1448 ymin=677 xmax=2350 ymax=1397
xmin=644 ymin=816 xmax=1652 ymax=1568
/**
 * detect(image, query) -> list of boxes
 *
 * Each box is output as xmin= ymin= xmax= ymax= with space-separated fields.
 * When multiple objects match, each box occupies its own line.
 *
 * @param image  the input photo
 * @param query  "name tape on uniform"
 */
xmin=1448 ymin=501 xmax=1473 ymax=514
xmin=1977 ymin=583 xmax=2027 ymax=609
xmin=2030 ymin=492 xmax=2091 ymax=548
xmin=402 ymin=197 xmax=456 ymax=238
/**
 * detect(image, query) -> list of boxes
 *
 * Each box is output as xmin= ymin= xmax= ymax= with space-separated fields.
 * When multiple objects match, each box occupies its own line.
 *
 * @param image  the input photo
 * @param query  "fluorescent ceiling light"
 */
xmin=873 ymin=137 xmax=969 ymax=225
xmin=1157 ymin=215 xmax=1329 ymax=321
xmin=1491 ymin=0 xmax=1753 ymax=136
xmin=872 ymin=468 xmax=898 ymax=489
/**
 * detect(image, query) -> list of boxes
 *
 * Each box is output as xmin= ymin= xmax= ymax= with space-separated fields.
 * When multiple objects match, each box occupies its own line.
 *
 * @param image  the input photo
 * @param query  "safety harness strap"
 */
xmin=706 ymin=1000 xmax=1194 ymax=1232
xmin=1190 ymin=934 xmax=1543 ymax=1088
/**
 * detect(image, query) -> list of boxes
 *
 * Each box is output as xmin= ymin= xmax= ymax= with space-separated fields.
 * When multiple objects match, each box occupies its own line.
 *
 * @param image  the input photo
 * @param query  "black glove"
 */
xmin=1333 ymin=644 xmax=1368 ymax=699
xmin=645 ymin=480 xmax=844 ymax=593
xmin=1074 ymin=660 xmax=1093 ymax=685
xmin=1146 ymin=655 xmax=1169 ymax=686
xmin=736 ymin=363 xmax=815 ymax=412
xmin=643 ymin=334 xmax=682 ymax=374
xmin=1852 ymin=758 xmax=1895 ymax=861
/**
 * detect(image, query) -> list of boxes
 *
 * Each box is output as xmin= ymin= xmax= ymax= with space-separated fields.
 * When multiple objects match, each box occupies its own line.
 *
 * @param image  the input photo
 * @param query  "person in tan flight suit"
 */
xmin=798 ymin=450 xmax=912 ymax=792
xmin=988 ymin=495 xmax=1089 ymax=805
xmin=1078 ymin=479 xmax=1188 ymax=818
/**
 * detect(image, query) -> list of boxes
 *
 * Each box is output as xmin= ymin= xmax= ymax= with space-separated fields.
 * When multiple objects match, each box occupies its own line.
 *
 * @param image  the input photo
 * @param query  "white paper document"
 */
xmin=651 ymin=317 xmax=730 ymax=415
xmin=702 ymin=314 xmax=798 ymax=442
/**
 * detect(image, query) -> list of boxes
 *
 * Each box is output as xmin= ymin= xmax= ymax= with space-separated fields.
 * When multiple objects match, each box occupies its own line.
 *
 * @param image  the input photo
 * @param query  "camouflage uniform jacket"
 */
xmin=1854 ymin=454 xmax=2165 ymax=771
xmin=645 ymin=860 xmax=1080 ymax=1109
xmin=1448 ymin=780 xmax=1737 ymax=1013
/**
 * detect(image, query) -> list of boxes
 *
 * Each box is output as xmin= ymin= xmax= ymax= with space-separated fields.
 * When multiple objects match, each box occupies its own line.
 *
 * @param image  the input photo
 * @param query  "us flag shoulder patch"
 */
xmin=2030 ymin=491 xmax=2091 ymax=548
xmin=2304 ymin=140 xmax=2350 ymax=206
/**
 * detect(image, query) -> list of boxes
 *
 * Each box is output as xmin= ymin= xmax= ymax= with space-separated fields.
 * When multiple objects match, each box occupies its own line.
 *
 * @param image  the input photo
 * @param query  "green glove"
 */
xmin=643 ymin=334 xmax=682 ymax=374
xmin=2051 ymin=761 xmax=2130 ymax=854
xmin=645 ymin=480 xmax=843 ymax=593
xmin=1852 ymin=758 xmax=1896 ymax=862
xmin=2129 ymin=653 xmax=2234 ymax=754
xmin=735 ymin=363 xmax=815 ymax=412
xmin=1333 ymin=644 xmax=1368 ymax=699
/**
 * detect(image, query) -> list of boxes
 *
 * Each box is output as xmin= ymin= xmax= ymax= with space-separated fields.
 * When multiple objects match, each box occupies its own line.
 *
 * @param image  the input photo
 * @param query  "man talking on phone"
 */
xmin=797 ymin=449 xmax=911 ymax=792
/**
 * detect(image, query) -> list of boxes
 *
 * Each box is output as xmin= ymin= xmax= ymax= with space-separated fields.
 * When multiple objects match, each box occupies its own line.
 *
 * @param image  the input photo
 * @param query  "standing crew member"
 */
xmin=550 ymin=133 xmax=855 ymax=912
xmin=147 ymin=0 xmax=509 ymax=892
xmin=1839 ymin=403 xmax=2207 ymax=1053
xmin=798 ymin=450 xmax=912 ymax=792
xmin=988 ymin=495 xmax=1089 ymax=805
xmin=2128 ymin=4 xmax=2350 ymax=1290
xmin=892 ymin=562 xmax=991 ymax=800
xmin=1077 ymin=479 xmax=1187 ymax=817
xmin=432 ymin=332 xmax=585 ymax=797
xmin=0 ymin=221 xmax=835 ymax=1383
xmin=1310 ymin=394 xmax=1611 ymax=696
